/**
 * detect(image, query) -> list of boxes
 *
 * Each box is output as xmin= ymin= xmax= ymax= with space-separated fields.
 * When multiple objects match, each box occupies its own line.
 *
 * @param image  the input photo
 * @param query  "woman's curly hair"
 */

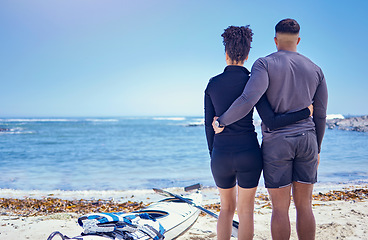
xmin=221 ymin=25 xmax=253 ymax=63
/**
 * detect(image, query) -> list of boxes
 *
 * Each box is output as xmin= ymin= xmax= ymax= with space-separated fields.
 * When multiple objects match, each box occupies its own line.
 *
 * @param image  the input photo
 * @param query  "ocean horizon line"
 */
xmin=0 ymin=113 xmax=358 ymax=121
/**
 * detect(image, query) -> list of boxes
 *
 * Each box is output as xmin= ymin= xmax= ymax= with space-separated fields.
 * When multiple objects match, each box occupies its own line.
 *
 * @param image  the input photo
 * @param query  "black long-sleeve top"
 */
xmin=205 ymin=65 xmax=310 ymax=155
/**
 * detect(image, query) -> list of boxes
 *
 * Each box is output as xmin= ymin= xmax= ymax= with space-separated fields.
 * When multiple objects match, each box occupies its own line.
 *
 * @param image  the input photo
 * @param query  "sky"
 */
xmin=1 ymin=0 xmax=367 ymax=117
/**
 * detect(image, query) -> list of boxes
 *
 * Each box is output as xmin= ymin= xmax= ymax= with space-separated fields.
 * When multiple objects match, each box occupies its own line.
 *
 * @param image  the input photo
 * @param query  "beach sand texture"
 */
xmin=0 ymin=186 xmax=367 ymax=240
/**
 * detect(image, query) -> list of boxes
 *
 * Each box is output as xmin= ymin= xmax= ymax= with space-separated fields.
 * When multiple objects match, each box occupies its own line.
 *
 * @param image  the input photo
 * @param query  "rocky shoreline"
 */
xmin=326 ymin=115 xmax=368 ymax=132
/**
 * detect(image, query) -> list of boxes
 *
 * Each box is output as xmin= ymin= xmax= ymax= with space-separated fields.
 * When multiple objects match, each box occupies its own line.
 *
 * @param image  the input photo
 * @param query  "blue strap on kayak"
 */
xmin=78 ymin=212 xmax=164 ymax=239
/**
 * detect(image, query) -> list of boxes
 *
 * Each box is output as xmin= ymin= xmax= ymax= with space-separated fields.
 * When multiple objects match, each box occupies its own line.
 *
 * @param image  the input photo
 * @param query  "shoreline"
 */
xmin=1 ymin=184 xmax=367 ymax=239
xmin=1 ymin=181 xmax=367 ymax=202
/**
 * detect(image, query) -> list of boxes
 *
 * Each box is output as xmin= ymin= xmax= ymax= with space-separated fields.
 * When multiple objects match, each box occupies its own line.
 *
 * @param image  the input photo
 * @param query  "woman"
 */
xmin=204 ymin=26 xmax=311 ymax=240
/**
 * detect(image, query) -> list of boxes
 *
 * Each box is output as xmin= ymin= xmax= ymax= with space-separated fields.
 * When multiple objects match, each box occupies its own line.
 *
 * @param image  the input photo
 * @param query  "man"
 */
xmin=213 ymin=19 xmax=328 ymax=240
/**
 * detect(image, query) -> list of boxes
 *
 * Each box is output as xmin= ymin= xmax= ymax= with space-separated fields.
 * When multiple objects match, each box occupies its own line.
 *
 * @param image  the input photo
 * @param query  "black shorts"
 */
xmin=262 ymin=130 xmax=318 ymax=188
xmin=211 ymin=147 xmax=263 ymax=189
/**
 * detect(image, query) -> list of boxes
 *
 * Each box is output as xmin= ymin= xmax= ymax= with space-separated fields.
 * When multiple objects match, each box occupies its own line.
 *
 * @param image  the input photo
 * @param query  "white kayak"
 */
xmin=47 ymin=188 xmax=202 ymax=240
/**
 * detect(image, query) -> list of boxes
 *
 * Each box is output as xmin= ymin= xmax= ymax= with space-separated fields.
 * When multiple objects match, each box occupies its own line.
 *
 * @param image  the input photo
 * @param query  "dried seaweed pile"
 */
xmin=202 ymin=188 xmax=368 ymax=214
xmin=313 ymin=188 xmax=368 ymax=201
xmin=0 ymin=198 xmax=146 ymax=217
xmin=1 ymin=188 xmax=367 ymax=217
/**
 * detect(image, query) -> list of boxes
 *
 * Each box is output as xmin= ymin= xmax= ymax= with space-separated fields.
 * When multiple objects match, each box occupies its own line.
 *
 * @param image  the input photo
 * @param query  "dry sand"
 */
xmin=1 ymin=185 xmax=367 ymax=240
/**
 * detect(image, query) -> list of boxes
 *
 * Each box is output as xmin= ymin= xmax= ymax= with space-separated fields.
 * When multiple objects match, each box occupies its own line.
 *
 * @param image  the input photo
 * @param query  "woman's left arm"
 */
xmin=204 ymin=89 xmax=216 ymax=156
xmin=255 ymin=94 xmax=311 ymax=131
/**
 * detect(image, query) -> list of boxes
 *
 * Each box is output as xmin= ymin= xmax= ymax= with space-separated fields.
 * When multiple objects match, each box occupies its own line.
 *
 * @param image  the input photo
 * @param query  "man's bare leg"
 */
xmin=268 ymin=185 xmax=292 ymax=240
xmin=292 ymin=182 xmax=315 ymax=240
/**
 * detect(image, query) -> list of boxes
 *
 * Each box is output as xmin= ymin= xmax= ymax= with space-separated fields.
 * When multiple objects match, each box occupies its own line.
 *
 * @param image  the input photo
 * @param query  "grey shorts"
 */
xmin=262 ymin=130 xmax=318 ymax=188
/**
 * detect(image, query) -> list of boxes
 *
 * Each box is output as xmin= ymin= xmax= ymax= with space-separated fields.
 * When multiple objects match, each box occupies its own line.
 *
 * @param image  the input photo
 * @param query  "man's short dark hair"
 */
xmin=222 ymin=25 xmax=253 ymax=63
xmin=275 ymin=19 xmax=300 ymax=34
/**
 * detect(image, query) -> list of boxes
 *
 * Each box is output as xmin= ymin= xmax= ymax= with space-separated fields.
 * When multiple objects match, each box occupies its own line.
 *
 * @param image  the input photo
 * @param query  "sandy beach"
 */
xmin=1 ymin=184 xmax=367 ymax=240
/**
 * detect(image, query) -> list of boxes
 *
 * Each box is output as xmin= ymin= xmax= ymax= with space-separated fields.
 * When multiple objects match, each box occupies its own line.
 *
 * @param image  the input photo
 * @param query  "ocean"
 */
xmin=0 ymin=117 xmax=368 ymax=193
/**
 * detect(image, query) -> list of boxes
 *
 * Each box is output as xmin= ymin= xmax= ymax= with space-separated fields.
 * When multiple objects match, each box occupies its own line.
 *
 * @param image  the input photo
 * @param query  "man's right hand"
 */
xmin=317 ymin=154 xmax=320 ymax=169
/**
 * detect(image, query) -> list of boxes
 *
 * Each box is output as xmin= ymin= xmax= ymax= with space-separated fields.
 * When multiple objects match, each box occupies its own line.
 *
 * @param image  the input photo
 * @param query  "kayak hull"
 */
xmin=54 ymin=192 xmax=201 ymax=240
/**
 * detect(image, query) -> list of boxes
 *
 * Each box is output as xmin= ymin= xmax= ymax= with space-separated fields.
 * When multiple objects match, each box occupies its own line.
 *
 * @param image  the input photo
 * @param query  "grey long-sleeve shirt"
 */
xmin=218 ymin=50 xmax=328 ymax=152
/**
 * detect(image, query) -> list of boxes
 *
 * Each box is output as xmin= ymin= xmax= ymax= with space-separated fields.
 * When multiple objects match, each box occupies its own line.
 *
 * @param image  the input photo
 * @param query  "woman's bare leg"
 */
xmin=237 ymin=186 xmax=257 ymax=240
xmin=217 ymin=186 xmax=237 ymax=240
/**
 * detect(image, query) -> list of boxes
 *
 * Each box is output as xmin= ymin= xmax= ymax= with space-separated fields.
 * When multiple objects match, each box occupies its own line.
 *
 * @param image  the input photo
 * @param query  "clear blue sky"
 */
xmin=1 ymin=0 xmax=367 ymax=117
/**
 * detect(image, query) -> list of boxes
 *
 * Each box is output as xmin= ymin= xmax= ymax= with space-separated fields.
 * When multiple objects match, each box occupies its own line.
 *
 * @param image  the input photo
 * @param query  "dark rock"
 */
xmin=326 ymin=115 xmax=368 ymax=132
